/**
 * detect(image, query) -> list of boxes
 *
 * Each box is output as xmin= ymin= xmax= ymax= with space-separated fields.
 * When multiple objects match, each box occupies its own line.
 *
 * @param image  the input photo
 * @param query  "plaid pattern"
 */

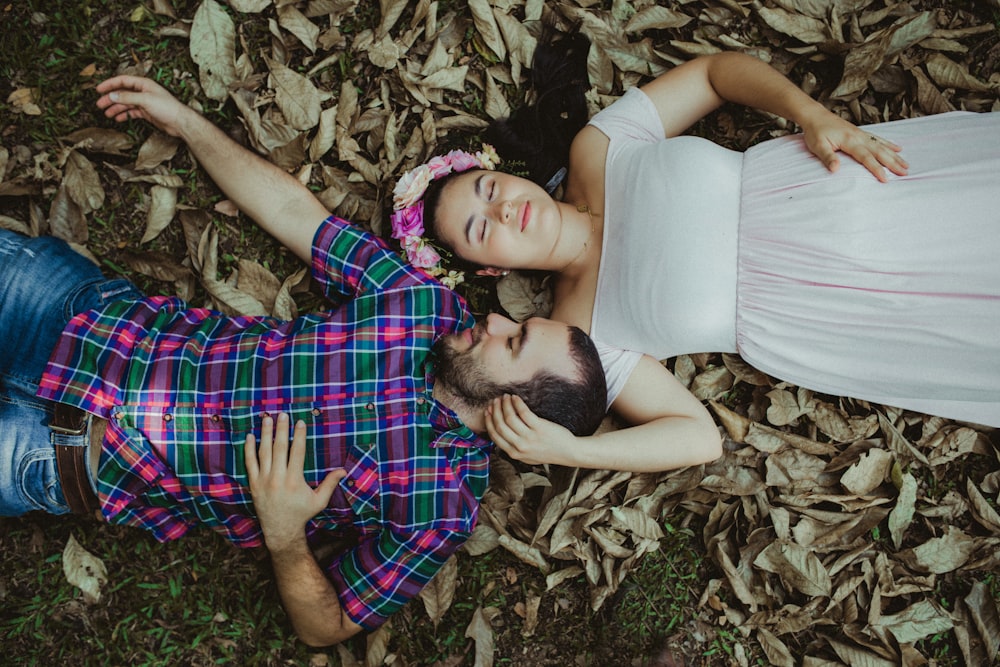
xmin=37 ymin=216 xmax=489 ymax=629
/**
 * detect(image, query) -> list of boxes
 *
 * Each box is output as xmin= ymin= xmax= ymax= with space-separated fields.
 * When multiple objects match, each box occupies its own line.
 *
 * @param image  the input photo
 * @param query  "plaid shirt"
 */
xmin=38 ymin=216 xmax=489 ymax=630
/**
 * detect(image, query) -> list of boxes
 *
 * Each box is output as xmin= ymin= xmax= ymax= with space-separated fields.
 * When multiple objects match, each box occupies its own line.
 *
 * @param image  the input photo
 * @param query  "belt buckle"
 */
xmin=51 ymin=402 xmax=88 ymax=436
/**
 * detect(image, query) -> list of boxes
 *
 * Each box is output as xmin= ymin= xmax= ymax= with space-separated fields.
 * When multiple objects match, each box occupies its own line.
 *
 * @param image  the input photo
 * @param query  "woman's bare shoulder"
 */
xmin=566 ymin=126 xmax=609 ymax=207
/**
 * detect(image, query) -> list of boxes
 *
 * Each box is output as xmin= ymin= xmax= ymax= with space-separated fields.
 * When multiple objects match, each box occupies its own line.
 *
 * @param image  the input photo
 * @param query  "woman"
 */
xmin=389 ymin=37 xmax=1000 ymax=467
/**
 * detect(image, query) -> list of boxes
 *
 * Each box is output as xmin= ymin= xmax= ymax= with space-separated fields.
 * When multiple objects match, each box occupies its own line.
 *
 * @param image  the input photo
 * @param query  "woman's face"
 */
xmin=433 ymin=170 xmax=561 ymax=270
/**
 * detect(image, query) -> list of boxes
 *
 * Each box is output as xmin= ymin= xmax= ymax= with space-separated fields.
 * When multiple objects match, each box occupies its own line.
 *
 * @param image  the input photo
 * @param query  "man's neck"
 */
xmin=431 ymin=382 xmax=486 ymax=434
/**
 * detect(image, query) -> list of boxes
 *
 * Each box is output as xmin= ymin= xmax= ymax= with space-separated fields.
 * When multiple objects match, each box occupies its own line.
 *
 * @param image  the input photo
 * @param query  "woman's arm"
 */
xmin=639 ymin=52 xmax=908 ymax=182
xmin=96 ymin=76 xmax=328 ymax=262
xmin=485 ymin=355 xmax=722 ymax=472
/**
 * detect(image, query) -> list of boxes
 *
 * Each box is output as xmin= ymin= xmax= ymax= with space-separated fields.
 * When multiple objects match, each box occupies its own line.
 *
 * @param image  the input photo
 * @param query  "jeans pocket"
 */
xmin=65 ymin=277 xmax=143 ymax=321
xmin=14 ymin=447 xmax=70 ymax=515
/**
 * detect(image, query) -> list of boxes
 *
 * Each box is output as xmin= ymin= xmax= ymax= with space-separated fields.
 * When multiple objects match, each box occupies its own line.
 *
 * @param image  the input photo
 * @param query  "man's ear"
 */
xmin=476 ymin=266 xmax=507 ymax=277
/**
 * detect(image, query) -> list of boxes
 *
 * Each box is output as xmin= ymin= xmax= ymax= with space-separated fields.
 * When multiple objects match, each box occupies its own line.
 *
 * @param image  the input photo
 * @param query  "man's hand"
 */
xmin=244 ymin=413 xmax=344 ymax=551
xmin=799 ymin=108 xmax=909 ymax=183
xmin=485 ymin=394 xmax=577 ymax=466
xmin=95 ymin=76 xmax=193 ymax=138
xmin=244 ymin=414 xmax=361 ymax=646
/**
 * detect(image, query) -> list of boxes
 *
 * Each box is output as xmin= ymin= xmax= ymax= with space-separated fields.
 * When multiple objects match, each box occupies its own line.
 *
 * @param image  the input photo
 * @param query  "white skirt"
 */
xmin=736 ymin=111 xmax=1000 ymax=426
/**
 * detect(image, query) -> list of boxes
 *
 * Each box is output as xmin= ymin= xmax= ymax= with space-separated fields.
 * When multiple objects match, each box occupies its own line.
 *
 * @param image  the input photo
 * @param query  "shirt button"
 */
xmin=163 ymin=413 xmax=173 ymax=422
xmin=311 ymin=408 xmax=321 ymax=416
xmin=211 ymin=414 xmax=221 ymax=423
xmin=416 ymin=397 xmax=426 ymax=405
xmin=345 ymin=479 xmax=355 ymax=487
xmin=365 ymin=403 xmax=374 ymax=411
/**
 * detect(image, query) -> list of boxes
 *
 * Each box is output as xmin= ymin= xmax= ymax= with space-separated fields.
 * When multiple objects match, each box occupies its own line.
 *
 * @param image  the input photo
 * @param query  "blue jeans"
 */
xmin=0 ymin=230 xmax=141 ymax=515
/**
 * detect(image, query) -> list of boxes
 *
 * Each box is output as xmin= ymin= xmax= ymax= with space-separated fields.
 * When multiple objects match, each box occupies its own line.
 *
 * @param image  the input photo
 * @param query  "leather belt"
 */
xmin=50 ymin=402 xmax=100 ymax=515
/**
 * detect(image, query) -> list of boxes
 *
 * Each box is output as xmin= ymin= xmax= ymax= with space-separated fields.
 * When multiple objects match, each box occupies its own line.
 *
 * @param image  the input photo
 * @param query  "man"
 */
xmin=0 ymin=76 xmax=607 ymax=646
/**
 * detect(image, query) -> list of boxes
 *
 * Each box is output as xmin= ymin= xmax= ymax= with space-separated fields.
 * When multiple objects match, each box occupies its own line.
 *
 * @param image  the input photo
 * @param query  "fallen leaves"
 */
xmin=3 ymin=0 xmax=998 ymax=663
xmin=62 ymin=535 xmax=108 ymax=604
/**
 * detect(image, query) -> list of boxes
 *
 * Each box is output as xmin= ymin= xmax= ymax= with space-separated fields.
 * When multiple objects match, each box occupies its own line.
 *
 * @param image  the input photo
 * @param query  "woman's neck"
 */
xmin=552 ymin=200 xmax=601 ymax=277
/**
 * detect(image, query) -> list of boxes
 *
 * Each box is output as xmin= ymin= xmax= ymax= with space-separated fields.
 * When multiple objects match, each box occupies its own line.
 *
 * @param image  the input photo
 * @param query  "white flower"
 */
xmin=477 ymin=144 xmax=500 ymax=170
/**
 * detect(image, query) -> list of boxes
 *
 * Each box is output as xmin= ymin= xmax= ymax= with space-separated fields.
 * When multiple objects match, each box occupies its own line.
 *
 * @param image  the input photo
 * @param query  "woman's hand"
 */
xmin=485 ymin=394 xmax=576 ymax=466
xmin=799 ymin=109 xmax=909 ymax=182
xmin=244 ymin=413 xmax=345 ymax=552
xmin=95 ymin=76 xmax=192 ymax=137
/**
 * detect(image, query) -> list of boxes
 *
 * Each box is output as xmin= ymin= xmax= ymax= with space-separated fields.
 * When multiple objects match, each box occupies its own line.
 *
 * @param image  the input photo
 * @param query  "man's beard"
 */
xmin=432 ymin=336 xmax=504 ymax=409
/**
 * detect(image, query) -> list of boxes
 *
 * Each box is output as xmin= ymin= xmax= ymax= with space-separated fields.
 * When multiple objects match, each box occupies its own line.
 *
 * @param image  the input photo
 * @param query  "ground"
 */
xmin=2 ymin=1 xmax=999 ymax=665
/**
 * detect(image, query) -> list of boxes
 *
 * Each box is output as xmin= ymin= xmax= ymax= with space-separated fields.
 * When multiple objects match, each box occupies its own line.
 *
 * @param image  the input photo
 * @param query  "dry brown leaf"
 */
xmin=690 ymin=365 xmax=733 ymax=400
xmin=63 ymin=150 xmax=105 ymax=215
xmin=62 ymin=535 xmax=108 ymax=604
xmin=277 ymin=4 xmax=319 ymax=52
xmin=902 ymin=525 xmax=976 ymax=574
xmin=755 ymin=541 xmax=832 ymax=597
xmin=964 ymin=580 xmax=1000 ymax=661
xmin=887 ymin=466 xmax=917 ymax=549
xmin=365 ymin=623 xmax=390 ymax=667
xmin=870 ymin=599 xmax=953 ymax=645
xmin=826 ymin=637 xmax=896 ymax=667
xmin=464 ymin=523 xmax=501 ymax=556
xmin=136 ymin=133 xmax=181 ymax=171
xmin=757 ymin=6 xmax=828 ymax=44
xmin=419 ymin=555 xmax=458 ymax=627
xmin=48 ymin=183 xmax=87 ymax=244
xmin=0 ymin=214 xmax=32 ymax=236
xmin=468 ymin=0 xmax=505 ymax=60
xmin=465 ymin=606 xmax=495 ymax=667
xmin=190 ymin=0 xmax=238 ymax=101
xmin=766 ymin=387 xmax=813 ymax=426
xmin=141 ymin=185 xmax=177 ymax=243
xmin=966 ymin=478 xmax=1000 ymax=533
xmin=496 ymin=272 xmax=552 ymax=321
xmin=625 ymin=5 xmax=693 ymax=33
xmin=755 ymin=627 xmax=795 ymax=667
xmin=267 ymin=57 xmax=322 ymax=131
xmin=840 ymin=448 xmax=892 ymax=495
xmin=63 ymin=128 xmax=135 ymax=155
xmin=7 ymin=87 xmax=42 ymax=115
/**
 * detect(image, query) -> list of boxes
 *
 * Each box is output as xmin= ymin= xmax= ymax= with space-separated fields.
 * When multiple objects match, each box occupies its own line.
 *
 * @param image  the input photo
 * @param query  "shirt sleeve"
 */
xmin=587 ymin=87 xmax=665 ymax=145
xmin=327 ymin=527 xmax=469 ymax=630
xmin=593 ymin=339 xmax=643 ymax=409
xmin=309 ymin=215 xmax=431 ymax=305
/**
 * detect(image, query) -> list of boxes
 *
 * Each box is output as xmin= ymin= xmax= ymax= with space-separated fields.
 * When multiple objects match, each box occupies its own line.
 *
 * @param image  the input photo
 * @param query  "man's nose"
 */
xmin=485 ymin=312 xmax=517 ymax=336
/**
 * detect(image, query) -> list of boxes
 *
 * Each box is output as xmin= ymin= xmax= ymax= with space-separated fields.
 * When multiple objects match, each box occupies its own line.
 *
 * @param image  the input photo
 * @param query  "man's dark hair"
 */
xmin=499 ymin=326 xmax=607 ymax=436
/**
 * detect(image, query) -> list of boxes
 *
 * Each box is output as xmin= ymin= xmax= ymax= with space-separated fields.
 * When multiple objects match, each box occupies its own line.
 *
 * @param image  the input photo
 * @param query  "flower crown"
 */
xmin=390 ymin=144 xmax=500 ymax=289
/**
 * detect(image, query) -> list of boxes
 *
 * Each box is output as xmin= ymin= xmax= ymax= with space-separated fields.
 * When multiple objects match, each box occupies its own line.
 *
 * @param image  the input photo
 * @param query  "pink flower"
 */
xmin=403 ymin=236 xmax=442 ymax=268
xmin=390 ymin=203 xmax=425 ymax=240
xmin=425 ymin=155 xmax=453 ymax=179
xmin=445 ymin=150 xmax=480 ymax=173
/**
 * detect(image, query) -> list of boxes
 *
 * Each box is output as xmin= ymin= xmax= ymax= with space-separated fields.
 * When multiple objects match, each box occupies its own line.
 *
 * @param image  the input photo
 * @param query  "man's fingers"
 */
xmin=244 ymin=433 xmax=259 ymax=482
xmin=315 ymin=469 xmax=347 ymax=507
xmin=271 ymin=413 xmax=292 ymax=471
xmin=287 ymin=419 xmax=309 ymax=473
xmin=507 ymin=394 xmax=537 ymax=425
xmin=257 ymin=415 xmax=274 ymax=476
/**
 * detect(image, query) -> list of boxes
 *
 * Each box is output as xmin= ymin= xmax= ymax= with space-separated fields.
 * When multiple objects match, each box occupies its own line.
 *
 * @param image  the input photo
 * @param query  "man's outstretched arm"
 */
xmin=244 ymin=414 xmax=362 ymax=646
xmin=96 ymin=76 xmax=328 ymax=263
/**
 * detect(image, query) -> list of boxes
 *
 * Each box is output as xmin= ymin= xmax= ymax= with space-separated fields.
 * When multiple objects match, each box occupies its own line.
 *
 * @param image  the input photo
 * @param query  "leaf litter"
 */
xmin=2 ymin=0 xmax=998 ymax=664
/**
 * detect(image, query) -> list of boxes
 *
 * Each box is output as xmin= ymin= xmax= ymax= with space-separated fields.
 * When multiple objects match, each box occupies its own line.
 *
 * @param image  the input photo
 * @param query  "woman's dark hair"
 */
xmin=486 ymin=31 xmax=592 ymax=189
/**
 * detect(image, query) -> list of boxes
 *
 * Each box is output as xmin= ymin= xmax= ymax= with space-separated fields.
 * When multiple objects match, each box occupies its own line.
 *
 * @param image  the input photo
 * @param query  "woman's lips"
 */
xmin=520 ymin=202 xmax=531 ymax=231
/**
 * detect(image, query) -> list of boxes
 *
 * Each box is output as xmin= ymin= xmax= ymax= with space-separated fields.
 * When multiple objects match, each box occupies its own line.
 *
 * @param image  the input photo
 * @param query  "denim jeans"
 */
xmin=0 ymin=230 xmax=141 ymax=515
